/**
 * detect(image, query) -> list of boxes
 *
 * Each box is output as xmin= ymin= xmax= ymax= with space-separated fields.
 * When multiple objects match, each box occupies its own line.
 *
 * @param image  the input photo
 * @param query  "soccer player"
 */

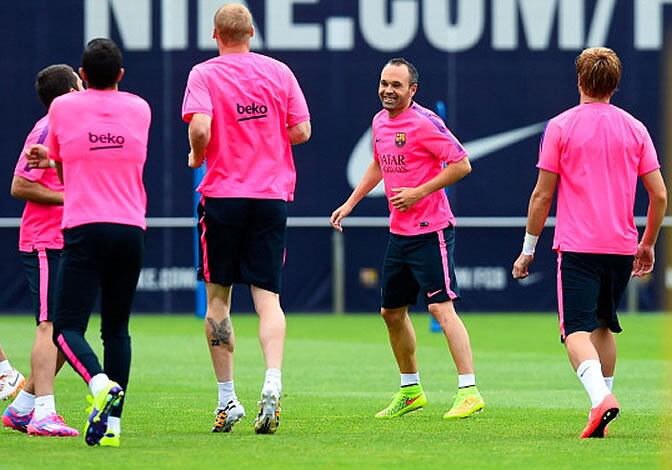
xmin=0 ymin=346 xmax=25 ymax=402
xmin=512 ymin=47 xmax=667 ymax=438
xmin=330 ymin=58 xmax=485 ymax=420
xmin=27 ymin=38 xmax=151 ymax=447
xmin=2 ymin=65 xmax=82 ymax=438
xmin=181 ymin=3 xmax=311 ymax=434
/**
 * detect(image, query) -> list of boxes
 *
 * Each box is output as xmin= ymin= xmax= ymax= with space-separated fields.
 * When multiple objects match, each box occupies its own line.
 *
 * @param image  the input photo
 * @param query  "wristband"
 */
xmin=522 ymin=232 xmax=538 ymax=256
xmin=48 ymin=159 xmax=56 ymax=168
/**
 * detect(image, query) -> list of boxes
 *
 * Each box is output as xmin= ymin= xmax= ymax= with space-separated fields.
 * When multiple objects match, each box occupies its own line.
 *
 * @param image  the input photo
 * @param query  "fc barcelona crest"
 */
xmin=395 ymin=132 xmax=407 ymax=147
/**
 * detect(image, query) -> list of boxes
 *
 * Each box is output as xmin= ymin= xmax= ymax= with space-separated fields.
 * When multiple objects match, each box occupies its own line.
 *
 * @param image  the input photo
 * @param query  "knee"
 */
xmin=380 ymin=308 xmax=405 ymax=327
xmin=36 ymin=321 xmax=53 ymax=336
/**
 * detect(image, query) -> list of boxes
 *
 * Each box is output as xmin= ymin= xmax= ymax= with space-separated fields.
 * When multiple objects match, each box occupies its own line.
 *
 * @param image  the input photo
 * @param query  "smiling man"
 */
xmin=330 ymin=58 xmax=484 ymax=420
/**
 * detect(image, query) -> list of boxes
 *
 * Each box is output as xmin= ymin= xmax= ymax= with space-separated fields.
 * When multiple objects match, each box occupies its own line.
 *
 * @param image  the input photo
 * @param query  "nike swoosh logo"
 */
xmin=517 ymin=272 xmax=544 ymax=286
xmin=8 ymin=374 xmax=19 ymax=387
xmin=405 ymin=396 xmax=420 ymax=406
xmin=427 ymin=289 xmax=442 ymax=298
xmin=347 ymin=122 xmax=546 ymax=196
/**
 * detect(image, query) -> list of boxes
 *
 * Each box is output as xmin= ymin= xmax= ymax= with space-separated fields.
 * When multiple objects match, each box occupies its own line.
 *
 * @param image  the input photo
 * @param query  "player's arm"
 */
xmin=632 ymin=169 xmax=667 ymax=277
xmin=288 ymin=120 xmax=311 ymax=145
xmin=188 ymin=113 xmax=212 ymax=168
xmin=10 ymin=176 xmax=63 ymax=205
xmin=26 ymin=144 xmax=64 ymax=184
xmin=390 ymin=156 xmax=471 ymax=212
xmin=512 ymin=169 xmax=558 ymax=279
xmin=330 ymin=160 xmax=383 ymax=232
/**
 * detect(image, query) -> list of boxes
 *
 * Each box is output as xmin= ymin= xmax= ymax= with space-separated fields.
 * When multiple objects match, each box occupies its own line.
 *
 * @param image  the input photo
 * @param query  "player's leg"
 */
xmin=54 ymin=225 xmax=123 ymax=445
xmin=96 ymin=224 xmax=144 ymax=447
xmin=591 ymin=327 xmax=616 ymax=386
xmin=198 ymin=197 xmax=246 ymax=432
xmin=558 ymin=252 xmax=619 ymax=438
xmin=6 ymin=249 xmax=76 ymax=436
xmin=374 ymin=234 xmax=427 ymax=418
xmin=413 ymin=227 xmax=483 ymax=418
xmin=243 ymin=199 xmax=287 ymax=434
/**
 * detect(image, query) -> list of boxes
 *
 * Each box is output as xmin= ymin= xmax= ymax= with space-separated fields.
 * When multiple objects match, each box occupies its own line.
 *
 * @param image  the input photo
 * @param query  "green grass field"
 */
xmin=1 ymin=313 xmax=670 ymax=469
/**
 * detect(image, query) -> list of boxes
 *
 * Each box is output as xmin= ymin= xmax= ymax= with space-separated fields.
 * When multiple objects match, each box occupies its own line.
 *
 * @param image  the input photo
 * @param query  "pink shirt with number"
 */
xmin=14 ymin=115 xmax=64 ymax=251
xmin=372 ymin=102 xmax=468 ymax=236
xmin=47 ymin=89 xmax=151 ymax=230
xmin=181 ymin=52 xmax=310 ymax=202
xmin=537 ymin=102 xmax=660 ymax=255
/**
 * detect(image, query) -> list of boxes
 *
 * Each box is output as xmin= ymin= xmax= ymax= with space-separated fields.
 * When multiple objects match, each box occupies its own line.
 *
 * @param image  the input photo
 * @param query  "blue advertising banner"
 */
xmin=0 ymin=1 xmax=668 ymax=313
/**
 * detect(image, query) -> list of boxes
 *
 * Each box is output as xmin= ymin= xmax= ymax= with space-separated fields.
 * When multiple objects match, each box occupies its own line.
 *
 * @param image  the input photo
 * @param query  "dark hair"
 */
xmin=576 ymin=47 xmax=621 ymax=99
xmin=386 ymin=58 xmax=419 ymax=86
xmin=82 ymin=38 xmax=123 ymax=89
xmin=35 ymin=64 xmax=78 ymax=109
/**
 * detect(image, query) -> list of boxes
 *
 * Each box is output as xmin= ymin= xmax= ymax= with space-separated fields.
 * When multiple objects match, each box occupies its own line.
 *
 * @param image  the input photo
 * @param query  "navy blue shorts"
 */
xmin=197 ymin=197 xmax=287 ymax=294
xmin=557 ymin=251 xmax=633 ymax=341
xmin=20 ymin=248 xmax=61 ymax=325
xmin=381 ymin=226 xmax=460 ymax=309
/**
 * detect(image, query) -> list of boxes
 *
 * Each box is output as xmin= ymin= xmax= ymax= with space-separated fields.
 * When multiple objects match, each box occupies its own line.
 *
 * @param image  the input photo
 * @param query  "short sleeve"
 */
xmin=536 ymin=120 xmax=561 ymax=174
xmin=46 ymin=104 xmax=62 ymax=163
xmin=285 ymin=68 xmax=310 ymax=127
xmin=14 ymin=123 xmax=49 ymax=181
xmin=182 ymin=68 xmax=213 ymax=123
xmin=418 ymin=115 xmax=467 ymax=164
xmin=638 ymin=127 xmax=661 ymax=176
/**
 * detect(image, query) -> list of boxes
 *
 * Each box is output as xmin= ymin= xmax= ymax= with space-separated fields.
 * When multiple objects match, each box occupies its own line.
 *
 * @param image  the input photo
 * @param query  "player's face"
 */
xmin=378 ymin=64 xmax=417 ymax=116
xmin=72 ymin=71 xmax=85 ymax=91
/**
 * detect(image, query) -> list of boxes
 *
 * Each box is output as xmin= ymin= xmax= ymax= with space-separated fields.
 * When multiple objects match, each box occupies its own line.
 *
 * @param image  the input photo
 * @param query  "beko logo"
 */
xmin=89 ymin=132 xmax=125 ymax=150
xmin=236 ymin=103 xmax=268 ymax=122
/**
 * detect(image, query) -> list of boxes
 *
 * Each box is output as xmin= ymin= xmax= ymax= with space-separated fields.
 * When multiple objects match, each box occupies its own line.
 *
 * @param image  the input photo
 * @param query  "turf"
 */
xmin=1 ymin=313 xmax=670 ymax=469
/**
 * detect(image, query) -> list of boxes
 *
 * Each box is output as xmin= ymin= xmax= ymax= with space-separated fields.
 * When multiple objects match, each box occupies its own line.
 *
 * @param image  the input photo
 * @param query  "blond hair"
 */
xmin=576 ymin=47 xmax=622 ymax=99
xmin=214 ymin=3 xmax=253 ymax=45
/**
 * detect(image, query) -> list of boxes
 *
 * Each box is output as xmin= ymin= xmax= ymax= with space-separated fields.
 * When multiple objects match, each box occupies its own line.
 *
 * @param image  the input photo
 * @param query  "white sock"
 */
xmin=0 ymin=360 xmax=12 ymax=375
xmin=11 ymin=390 xmax=35 ymax=414
xmin=88 ymin=373 xmax=110 ymax=397
xmin=604 ymin=376 xmax=614 ymax=392
xmin=576 ymin=360 xmax=610 ymax=408
xmin=218 ymin=380 xmax=236 ymax=406
xmin=263 ymin=368 xmax=282 ymax=394
xmin=400 ymin=373 xmax=420 ymax=387
xmin=458 ymin=374 xmax=476 ymax=388
xmin=107 ymin=416 xmax=121 ymax=435
xmin=33 ymin=395 xmax=56 ymax=421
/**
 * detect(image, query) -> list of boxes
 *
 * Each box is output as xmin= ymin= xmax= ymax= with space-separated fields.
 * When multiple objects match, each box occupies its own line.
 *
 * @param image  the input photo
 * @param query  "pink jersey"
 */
xmin=182 ymin=52 xmax=310 ymax=201
xmin=47 ymin=89 xmax=151 ymax=230
xmin=13 ymin=115 xmax=64 ymax=251
xmin=538 ymin=102 xmax=660 ymax=254
xmin=372 ymin=102 xmax=468 ymax=236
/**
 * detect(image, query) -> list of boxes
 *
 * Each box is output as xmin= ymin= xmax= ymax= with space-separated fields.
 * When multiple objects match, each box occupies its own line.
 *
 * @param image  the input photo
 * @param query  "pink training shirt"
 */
xmin=47 ymin=89 xmax=151 ymax=230
xmin=538 ymin=102 xmax=660 ymax=254
xmin=373 ymin=102 xmax=468 ymax=236
xmin=182 ymin=52 xmax=310 ymax=201
xmin=14 ymin=115 xmax=64 ymax=251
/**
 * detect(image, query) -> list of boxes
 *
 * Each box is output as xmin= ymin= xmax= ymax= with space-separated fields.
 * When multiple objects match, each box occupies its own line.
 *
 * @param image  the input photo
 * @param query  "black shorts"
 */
xmin=381 ymin=226 xmax=460 ymax=309
xmin=197 ymin=197 xmax=287 ymax=294
xmin=557 ymin=251 xmax=633 ymax=341
xmin=20 ymin=248 xmax=61 ymax=325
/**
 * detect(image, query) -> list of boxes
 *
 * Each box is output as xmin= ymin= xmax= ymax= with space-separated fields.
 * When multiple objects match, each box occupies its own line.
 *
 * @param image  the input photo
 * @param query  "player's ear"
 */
xmin=79 ymin=67 xmax=89 ymax=85
xmin=249 ymin=26 xmax=255 ymax=39
xmin=116 ymin=68 xmax=125 ymax=84
xmin=409 ymin=83 xmax=418 ymax=97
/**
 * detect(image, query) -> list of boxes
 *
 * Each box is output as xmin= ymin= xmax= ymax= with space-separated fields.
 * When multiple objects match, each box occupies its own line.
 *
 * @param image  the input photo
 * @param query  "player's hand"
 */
xmin=330 ymin=203 xmax=353 ymax=232
xmin=632 ymin=242 xmax=655 ymax=277
xmin=188 ymin=150 xmax=204 ymax=168
xmin=512 ymin=253 xmax=534 ymax=279
xmin=390 ymin=187 xmax=421 ymax=212
xmin=26 ymin=144 xmax=50 ymax=168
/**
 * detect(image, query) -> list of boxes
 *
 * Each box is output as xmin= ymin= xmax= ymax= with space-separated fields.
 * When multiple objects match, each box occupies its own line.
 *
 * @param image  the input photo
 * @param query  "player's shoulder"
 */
xmin=409 ymin=102 xmax=449 ymax=131
xmin=609 ymin=104 xmax=647 ymax=130
xmin=118 ymin=91 xmax=151 ymax=113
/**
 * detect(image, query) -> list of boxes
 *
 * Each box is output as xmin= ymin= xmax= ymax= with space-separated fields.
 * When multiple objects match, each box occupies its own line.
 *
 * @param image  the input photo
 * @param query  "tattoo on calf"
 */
xmin=207 ymin=317 xmax=232 ymax=348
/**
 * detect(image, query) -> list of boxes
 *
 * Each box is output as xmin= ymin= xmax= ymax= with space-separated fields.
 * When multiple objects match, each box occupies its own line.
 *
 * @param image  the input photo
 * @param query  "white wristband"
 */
xmin=522 ymin=232 xmax=538 ymax=256
xmin=48 ymin=159 xmax=56 ymax=168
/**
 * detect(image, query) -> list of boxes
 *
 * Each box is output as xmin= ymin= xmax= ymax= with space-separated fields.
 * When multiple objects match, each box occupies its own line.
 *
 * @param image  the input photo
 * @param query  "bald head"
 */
xmin=214 ymin=3 xmax=253 ymax=45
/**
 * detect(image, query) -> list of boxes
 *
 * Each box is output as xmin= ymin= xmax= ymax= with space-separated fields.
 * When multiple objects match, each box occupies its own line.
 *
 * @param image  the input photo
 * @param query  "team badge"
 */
xmin=395 ymin=132 xmax=407 ymax=147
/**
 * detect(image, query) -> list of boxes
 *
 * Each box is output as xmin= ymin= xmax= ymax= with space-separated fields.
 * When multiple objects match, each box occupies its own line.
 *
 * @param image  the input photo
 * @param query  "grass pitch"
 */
xmin=1 ymin=313 xmax=670 ymax=469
